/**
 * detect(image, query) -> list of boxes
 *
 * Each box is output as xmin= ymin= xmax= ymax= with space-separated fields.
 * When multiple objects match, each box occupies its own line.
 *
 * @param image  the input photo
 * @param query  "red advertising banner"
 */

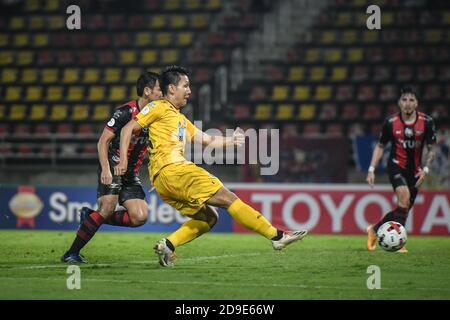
xmin=229 ymin=184 xmax=450 ymax=235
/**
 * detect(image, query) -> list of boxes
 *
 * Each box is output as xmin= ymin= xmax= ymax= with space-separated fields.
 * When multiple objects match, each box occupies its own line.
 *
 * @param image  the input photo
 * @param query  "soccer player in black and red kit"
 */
xmin=61 ymin=72 xmax=162 ymax=263
xmin=366 ymin=87 xmax=437 ymax=253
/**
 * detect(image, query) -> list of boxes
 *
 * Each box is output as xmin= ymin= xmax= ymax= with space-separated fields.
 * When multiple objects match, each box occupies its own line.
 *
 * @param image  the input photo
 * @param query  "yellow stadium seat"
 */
xmin=110 ymin=86 xmax=126 ymax=102
xmin=21 ymin=68 xmax=38 ymax=83
xmin=347 ymin=48 xmax=363 ymax=62
xmin=0 ymin=34 xmax=8 ymax=47
xmin=13 ymin=34 xmax=29 ymax=47
xmin=191 ymin=14 xmax=208 ymax=28
xmin=9 ymin=17 xmax=25 ymax=29
xmin=164 ymin=0 xmax=180 ymax=10
xmin=24 ymin=0 xmax=39 ymax=11
xmin=10 ymin=104 xmax=27 ymax=120
xmin=298 ymin=104 xmax=316 ymax=120
xmin=363 ymin=31 xmax=379 ymax=43
xmin=288 ymin=67 xmax=305 ymax=81
xmin=156 ymin=33 xmax=172 ymax=46
xmin=104 ymin=68 xmax=121 ymax=83
xmin=72 ymin=105 xmax=89 ymax=120
xmin=30 ymin=104 xmax=47 ymax=120
xmin=177 ymin=32 xmax=193 ymax=46
xmin=0 ymin=105 xmax=5 ymax=120
xmin=25 ymin=86 xmax=43 ymax=101
xmin=321 ymin=31 xmax=336 ymax=44
xmin=443 ymin=12 xmax=450 ymax=25
xmin=30 ymin=16 xmax=44 ymax=29
xmin=0 ymin=51 xmax=13 ymax=65
xmin=150 ymin=15 xmax=166 ymax=29
xmin=46 ymin=86 xmax=63 ymax=101
xmin=83 ymin=69 xmax=100 ymax=83
xmin=62 ymin=68 xmax=80 ymax=83
xmin=205 ymin=0 xmax=221 ymax=10
xmin=276 ymin=104 xmax=294 ymax=120
xmin=331 ymin=67 xmax=348 ymax=81
xmin=125 ymin=68 xmax=141 ymax=83
xmin=34 ymin=33 xmax=49 ymax=46
xmin=310 ymin=67 xmax=326 ymax=82
xmin=336 ymin=12 xmax=352 ymax=26
xmin=341 ymin=30 xmax=357 ymax=44
xmin=352 ymin=0 xmax=367 ymax=7
xmin=314 ymin=86 xmax=332 ymax=101
xmin=271 ymin=86 xmax=289 ymax=101
xmin=17 ymin=51 xmax=34 ymax=65
xmin=136 ymin=32 xmax=152 ymax=46
xmin=354 ymin=13 xmax=367 ymax=26
xmin=67 ymin=86 xmax=84 ymax=101
xmin=425 ymin=30 xmax=443 ymax=43
xmin=42 ymin=69 xmax=59 ymax=83
xmin=44 ymin=0 xmax=59 ymax=11
xmin=93 ymin=105 xmax=111 ymax=120
xmin=305 ymin=49 xmax=320 ymax=63
xmin=5 ymin=87 xmax=21 ymax=101
xmin=50 ymin=104 xmax=68 ymax=120
xmin=186 ymin=0 xmax=200 ymax=9
xmin=381 ymin=12 xmax=394 ymax=26
xmin=161 ymin=50 xmax=178 ymax=64
xmin=254 ymin=104 xmax=272 ymax=120
xmin=2 ymin=68 xmax=17 ymax=82
xmin=171 ymin=15 xmax=187 ymax=28
xmin=142 ymin=50 xmax=158 ymax=64
xmin=120 ymin=51 xmax=137 ymax=64
xmin=324 ymin=49 xmax=342 ymax=62
xmin=88 ymin=86 xmax=105 ymax=101
xmin=292 ymin=86 xmax=310 ymax=100
xmin=48 ymin=16 xmax=65 ymax=29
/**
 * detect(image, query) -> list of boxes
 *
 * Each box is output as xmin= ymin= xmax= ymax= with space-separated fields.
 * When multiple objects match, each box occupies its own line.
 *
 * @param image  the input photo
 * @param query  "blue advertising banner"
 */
xmin=0 ymin=185 xmax=232 ymax=232
xmin=352 ymin=135 xmax=391 ymax=172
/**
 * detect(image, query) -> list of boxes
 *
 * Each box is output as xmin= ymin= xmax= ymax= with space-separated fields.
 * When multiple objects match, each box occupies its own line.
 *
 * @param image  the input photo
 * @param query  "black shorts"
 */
xmin=97 ymin=167 xmax=146 ymax=206
xmin=387 ymin=163 xmax=419 ymax=207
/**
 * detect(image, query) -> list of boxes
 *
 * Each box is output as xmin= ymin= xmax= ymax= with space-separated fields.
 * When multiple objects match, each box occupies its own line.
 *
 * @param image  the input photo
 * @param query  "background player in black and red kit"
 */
xmin=365 ymin=87 xmax=437 ymax=253
xmin=61 ymin=72 xmax=162 ymax=263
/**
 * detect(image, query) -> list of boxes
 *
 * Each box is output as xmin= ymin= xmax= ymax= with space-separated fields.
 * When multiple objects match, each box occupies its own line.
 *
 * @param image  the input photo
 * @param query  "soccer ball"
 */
xmin=376 ymin=221 xmax=407 ymax=252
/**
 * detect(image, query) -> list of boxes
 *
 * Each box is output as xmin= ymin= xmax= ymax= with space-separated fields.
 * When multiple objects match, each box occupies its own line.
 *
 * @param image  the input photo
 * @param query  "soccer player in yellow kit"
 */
xmin=116 ymin=65 xmax=307 ymax=267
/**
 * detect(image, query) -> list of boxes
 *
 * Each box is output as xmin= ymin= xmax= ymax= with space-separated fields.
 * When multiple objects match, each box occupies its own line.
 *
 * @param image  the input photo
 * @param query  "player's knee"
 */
xmin=130 ymin=209 xmax=148 ymax=226
xmin=98 ymin=202 xmax=116 ymax=218
xmin=397 ymin=190 xmax=410 ymax=208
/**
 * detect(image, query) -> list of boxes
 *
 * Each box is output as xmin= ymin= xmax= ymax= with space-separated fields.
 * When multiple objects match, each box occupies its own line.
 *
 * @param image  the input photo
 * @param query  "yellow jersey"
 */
xmin=134 ymin=99 xmax=198 ymax=181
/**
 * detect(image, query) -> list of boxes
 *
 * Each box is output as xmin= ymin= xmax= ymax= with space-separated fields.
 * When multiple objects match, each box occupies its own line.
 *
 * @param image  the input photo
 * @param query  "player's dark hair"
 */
xmin=160 ymin=65 xmax=189 ymax=96
xmin=400 ymin=86 xmax=418 ymax=99
xmin=136 ymin=71 xmax=160 ymax=97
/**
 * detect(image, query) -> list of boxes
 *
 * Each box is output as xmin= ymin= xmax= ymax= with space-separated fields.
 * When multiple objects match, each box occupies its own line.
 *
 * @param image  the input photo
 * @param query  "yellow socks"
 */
xmin=167 ymin=219 xmax=211 ymax=248
xmin=228 ymin=199 xmax=277 ymax=239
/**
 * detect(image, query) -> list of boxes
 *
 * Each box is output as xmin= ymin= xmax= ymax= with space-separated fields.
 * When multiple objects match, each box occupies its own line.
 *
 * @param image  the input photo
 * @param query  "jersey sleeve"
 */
xmin=134 ymin=101 xmax=162 ymax=128
xmin=185 ymin=117 xmax=198 ymax=143
xmin=425 ymin=116 xmax=437 ymax=145
xmin=105 ymin=106 xmax=131 ymax=134
xmin=378 ymin=118 xmax=392 ymax=146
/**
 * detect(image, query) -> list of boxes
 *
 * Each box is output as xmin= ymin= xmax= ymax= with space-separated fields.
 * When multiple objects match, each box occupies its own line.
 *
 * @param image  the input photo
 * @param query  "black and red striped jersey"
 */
xmin=104 ymin=100 xmax=148 ymax=174
xmin=379 ymin=111 xmax=437 ymax=174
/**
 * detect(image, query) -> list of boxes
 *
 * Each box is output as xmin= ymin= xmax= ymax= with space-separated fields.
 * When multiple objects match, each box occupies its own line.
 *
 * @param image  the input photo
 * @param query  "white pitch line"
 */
xmin=0 ymin=252 xmax=263 ymax=270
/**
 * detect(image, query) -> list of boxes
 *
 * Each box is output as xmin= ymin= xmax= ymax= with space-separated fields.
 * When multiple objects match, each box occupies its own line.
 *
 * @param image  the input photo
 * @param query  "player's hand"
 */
xmin=101 ymin=169 xmax=113 ymax=185
xmin=415 ymin=168 xmax=428 ymax=188
xmin=114 ymin=160 xmax=128 ymax=176
xmin=366 ymin=172 xmax=375 ymax=188
xmin=233 ymin=127 xmax=245 ymax=147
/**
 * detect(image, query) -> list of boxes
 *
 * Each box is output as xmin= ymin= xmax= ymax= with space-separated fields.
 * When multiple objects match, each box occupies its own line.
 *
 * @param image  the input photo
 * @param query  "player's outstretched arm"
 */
xmin=98 ymin=128 xmax=115 ymax=184
xmin=115 ymin=120 xmax=142 ymax=176
xmin=196 ymin=127 xmax=245 ymax=148
xmin=366 ymin=143 xmax=385 ymax=187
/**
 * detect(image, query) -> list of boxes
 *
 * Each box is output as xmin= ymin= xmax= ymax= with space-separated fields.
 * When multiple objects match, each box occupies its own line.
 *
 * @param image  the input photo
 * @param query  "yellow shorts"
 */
xmin=153 ymin=162 xmax=223 ymax=216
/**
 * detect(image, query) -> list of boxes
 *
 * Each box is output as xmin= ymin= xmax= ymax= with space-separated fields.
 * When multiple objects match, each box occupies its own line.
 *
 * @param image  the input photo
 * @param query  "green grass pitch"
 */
xmin=1 ymin=230 xmax=450 ymax=300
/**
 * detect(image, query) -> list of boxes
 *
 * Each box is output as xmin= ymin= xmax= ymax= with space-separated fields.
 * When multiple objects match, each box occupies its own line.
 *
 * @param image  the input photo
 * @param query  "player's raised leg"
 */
xmin=207 ymin=187 xmax=308 ymax=250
